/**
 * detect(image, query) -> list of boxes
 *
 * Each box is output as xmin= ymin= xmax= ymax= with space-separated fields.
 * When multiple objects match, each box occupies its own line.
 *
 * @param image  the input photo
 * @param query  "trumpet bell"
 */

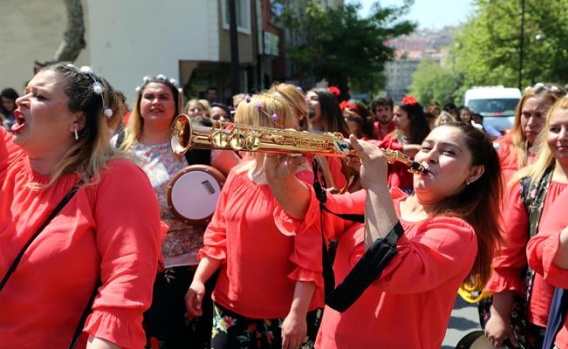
xmin=171 ymin=113 xmax=193 ymax=155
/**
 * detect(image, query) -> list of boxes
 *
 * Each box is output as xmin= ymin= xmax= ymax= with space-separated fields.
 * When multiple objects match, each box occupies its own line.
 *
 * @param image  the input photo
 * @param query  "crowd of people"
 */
xmin=2 ymin=62 xmax=568 ymax=349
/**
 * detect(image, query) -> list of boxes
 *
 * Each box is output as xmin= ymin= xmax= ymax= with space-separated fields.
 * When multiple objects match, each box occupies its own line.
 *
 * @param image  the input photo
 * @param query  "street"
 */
xmin=442 ymin=295 xmax=483 ymax=348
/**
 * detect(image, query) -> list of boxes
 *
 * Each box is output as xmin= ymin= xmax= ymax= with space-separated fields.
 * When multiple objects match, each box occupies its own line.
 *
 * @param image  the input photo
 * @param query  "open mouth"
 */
xmin=11 ymin=110 xmax=26 ymax=133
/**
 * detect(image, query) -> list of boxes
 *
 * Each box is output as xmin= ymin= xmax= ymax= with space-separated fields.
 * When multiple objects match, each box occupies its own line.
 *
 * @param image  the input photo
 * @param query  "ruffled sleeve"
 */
xmin=84 ymin=160 xmax=162 ymax=348
xmin=198 ymin=170 xmax=235 ymax=262
xmin=485 ymin=182 xmax=528 ymax=293
xmin=527 ymin=188 xmax=568 ymax=289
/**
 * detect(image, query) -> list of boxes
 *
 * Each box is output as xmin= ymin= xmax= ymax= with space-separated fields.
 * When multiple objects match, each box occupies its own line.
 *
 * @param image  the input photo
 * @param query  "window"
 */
xmin=223 ymin=0 xmax=251 ymax=34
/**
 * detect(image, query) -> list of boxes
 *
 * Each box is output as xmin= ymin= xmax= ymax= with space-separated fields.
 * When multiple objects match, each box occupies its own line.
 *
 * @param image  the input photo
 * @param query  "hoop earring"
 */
xmin=74 ymin=128 xmax=79 ymax=141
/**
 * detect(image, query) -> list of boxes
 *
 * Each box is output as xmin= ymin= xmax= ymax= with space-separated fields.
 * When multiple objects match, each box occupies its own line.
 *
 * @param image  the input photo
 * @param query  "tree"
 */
xmin=54 ymin=0 xmax=86 ymax=62
xmin=409 ymin=57 xmax=462 ymax=106
xmin=452 ymin=0 xmax=568 ymax=91
xmin=277 ymin=0 xmax=416 ymax=98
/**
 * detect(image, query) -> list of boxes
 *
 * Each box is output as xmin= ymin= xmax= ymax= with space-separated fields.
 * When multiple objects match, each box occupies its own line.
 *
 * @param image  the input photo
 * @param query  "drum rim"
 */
xmin=167 ymin=164 xmax=226 ymax=226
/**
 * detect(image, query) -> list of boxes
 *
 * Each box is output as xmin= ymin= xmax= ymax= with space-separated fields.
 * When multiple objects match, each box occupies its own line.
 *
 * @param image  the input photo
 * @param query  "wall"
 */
xmin=0 ymin=0 xmax=89 ymax=92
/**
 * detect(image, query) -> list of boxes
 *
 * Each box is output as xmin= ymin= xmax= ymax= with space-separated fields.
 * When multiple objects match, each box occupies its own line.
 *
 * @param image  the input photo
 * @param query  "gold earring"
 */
xmin=74 ymin=127 xmax=79 ymax=141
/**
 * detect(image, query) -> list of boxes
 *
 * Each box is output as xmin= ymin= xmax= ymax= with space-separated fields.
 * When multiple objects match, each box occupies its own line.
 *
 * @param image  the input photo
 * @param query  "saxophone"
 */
xmin=170 ymin=114 xmax=430 ymax=175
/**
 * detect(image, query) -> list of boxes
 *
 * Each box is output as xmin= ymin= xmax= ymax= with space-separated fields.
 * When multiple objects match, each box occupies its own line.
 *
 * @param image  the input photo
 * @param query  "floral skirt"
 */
xmin=210 ymin=303 xmax=322 ymax=349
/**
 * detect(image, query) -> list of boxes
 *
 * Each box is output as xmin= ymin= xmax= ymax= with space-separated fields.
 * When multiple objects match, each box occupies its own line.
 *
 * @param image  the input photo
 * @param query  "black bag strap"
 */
xmin=312 ymin=159 xmax=402 ymax=312
xmin=69 ymin=283 xmax=100 ymax=349
xmin=0 ymin=182 xmax=82 ymax=292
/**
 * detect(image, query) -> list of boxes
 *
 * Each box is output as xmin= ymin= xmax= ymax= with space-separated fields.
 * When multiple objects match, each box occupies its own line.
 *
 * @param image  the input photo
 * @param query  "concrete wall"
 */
xmin=86 ymin=0 xmax=220 ymax=104
xmin=0 ymin=0 xmax=89 ymax=92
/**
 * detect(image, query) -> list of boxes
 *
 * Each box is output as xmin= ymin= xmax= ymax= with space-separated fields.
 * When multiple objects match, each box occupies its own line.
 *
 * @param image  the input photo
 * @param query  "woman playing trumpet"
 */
xmin=263 ymin=122 xmax=503 ymax=348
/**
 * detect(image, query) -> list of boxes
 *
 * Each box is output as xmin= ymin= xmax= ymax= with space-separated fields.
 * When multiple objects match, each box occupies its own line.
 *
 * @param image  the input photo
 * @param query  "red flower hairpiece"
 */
xmin=339 ymin=100 xmax=360 ymax=115
xmin=402 ymin=95 xmax=418 ymax=106
xmin=328 ymin=86 xmax=341 ymax=97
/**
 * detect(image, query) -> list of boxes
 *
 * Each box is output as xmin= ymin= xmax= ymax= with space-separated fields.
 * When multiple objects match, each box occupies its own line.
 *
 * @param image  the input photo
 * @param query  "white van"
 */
xmin=464 ymin=86 xmax=521 ymax=134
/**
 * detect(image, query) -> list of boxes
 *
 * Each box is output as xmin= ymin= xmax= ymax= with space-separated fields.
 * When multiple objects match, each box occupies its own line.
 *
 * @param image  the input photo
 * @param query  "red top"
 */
xmin=199 ymin=163 xmax=324 ymax=318
xmin=373 ymin=120 xmax=396 ymax=141
xmin=297 ymin=187 xmax=477 ymax=348
xmin=494 ymin=135 xmax=536 ymax=183
xmin=486 ymin=180 xmax=567 ymax=326
xmin=0 ymin=128 xmax=163 ymax=348
xmin=527 ymin=187 xmax=568 ymax=348
xmin=379 ymin=133 xmax=413 ymax=192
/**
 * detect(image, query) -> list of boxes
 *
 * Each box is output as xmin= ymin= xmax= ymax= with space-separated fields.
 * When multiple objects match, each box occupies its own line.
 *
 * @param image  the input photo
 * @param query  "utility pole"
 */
xmin=229 ymin=0 xmax=241 ymax=95
xmin=518 ymin=0 xmax=525 ymax=90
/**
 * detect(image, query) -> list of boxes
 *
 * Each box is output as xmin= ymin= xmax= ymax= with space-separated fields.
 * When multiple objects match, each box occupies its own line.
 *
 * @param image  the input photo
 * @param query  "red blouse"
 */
xmin=527 ymin=187 xmax=568 ymax=349
xmin=486 ymin=180 xmax=567 ymax=326
xmin=379 ymin=133 xmax=414 ymax=192
xmin=297 ymin=187 xmax=477 ymax=348
xmin=0 ymin=128 xmax=163 ymax=348
xmin=199 ymin=164 xmax=324 ymax=318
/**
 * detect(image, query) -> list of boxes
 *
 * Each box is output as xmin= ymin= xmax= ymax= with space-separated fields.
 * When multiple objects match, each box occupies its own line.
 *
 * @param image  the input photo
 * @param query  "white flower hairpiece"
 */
xmin=67 ymin=64 xmax=113 ymax=118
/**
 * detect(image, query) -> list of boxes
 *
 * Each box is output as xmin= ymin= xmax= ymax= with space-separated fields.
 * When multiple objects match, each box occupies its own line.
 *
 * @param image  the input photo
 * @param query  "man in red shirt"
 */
xmin=370 ymin=95 xmax=395 ymax=140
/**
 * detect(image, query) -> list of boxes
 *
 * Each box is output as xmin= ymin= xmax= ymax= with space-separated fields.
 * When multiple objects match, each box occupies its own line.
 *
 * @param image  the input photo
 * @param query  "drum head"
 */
xmin=455 ymin=331 xmax=495 ymax=349
xmin=167 ymin=165 xmax=226 ymax=226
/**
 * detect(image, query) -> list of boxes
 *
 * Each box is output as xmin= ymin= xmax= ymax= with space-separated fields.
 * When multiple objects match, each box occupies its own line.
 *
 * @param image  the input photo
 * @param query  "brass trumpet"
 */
xmin=170 ymin=114 xmax=430 ymax=175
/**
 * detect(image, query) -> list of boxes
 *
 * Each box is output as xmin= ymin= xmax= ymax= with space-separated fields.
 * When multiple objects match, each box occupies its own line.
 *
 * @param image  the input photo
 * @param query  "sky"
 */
xmin=348 ymin=0 xmax=475 ymax=30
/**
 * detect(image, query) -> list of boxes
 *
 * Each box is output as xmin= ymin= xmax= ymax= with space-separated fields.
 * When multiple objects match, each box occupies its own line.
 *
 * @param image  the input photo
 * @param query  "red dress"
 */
xmin=0 ymin=127 xmax=163 ymax=348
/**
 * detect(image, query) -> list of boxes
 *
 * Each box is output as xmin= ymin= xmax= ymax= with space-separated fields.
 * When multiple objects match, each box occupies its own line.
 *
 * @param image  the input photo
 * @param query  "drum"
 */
xmin=455 ymin=330 xmax=497 ymax=349
xmin=167 ymin=164 xmax=226 ymax=226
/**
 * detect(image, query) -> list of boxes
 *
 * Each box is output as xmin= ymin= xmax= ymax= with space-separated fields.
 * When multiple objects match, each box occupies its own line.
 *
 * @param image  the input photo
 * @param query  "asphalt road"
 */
xmin=442 ymin=295 xmax=483 ymax=348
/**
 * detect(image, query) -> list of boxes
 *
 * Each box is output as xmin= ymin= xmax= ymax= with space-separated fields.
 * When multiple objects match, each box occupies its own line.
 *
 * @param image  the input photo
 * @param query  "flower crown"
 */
xmin=402 ymin=95 xmax=418 ymax=106
xmin=245 ymin=95 xmax=281 ymax=127
xmin=135 ymin=74 xmax=183 ymax=95
xmin=67 ymin=64 xmax=113 ymax=118
xmin=328 ymin=86 xmax=341 ymax=97
xmin=524 ymin=82 xmax=562 ymax=94
xmin=339 ymin=100 xmax=360 ymax=115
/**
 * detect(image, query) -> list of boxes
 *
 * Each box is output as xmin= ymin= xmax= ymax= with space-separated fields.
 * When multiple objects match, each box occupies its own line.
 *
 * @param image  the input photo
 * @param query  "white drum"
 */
xmin=167 ymin=165 xmax=226 ymax=226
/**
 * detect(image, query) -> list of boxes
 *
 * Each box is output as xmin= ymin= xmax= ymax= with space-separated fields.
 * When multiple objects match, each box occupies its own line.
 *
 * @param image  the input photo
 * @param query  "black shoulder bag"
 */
xmin=312 ymin=159 xmax=403 ymax=313
xmin=0 ymin=182 xmax=96 ymax=349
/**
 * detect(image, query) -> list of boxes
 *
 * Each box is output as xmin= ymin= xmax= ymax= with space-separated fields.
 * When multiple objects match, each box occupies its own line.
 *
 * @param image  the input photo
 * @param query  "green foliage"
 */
xmin=279 ymin=0 xmax=416 ymax=97
xmin=453 ymin=0 xmax=568 ymax=91
xmin=409 ymin=57 xmax=462 ymax=105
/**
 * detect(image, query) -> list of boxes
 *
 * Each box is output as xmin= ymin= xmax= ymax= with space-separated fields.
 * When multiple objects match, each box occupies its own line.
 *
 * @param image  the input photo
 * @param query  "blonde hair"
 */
xmin=269 ymin=83 xmax=308 ymax=131
xmin=234 ymin=93 xmax=295 ymax=171
xmin=434 ymin=111 xmax=457 ymax=127
xmin=39 ymin=63 xmax=121 ymax=188
xmin=511 ymin=97 xmax=568 ymax=187
xmin=508 ymin=83 xmax=566 ymax=169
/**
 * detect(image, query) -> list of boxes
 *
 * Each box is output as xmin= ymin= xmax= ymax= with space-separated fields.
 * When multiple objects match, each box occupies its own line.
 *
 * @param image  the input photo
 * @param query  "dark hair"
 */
xmin=1 ymin=88 xmax=19 ymax=101
xmin=431 ymin=122 xmax=502 ymax=288
xmin=311 ymin=88 xmax=349 ymax=135
xmin=398 ymin=101 xmax=431 ymax=144
xmin=443 ymin=102 xmax=457 ymax=111
xmin=343 ymin=101 xmax=374 ymax=138
xmin=210 ymin=102 xmax=230 ymax=115
xmin=370 ymin=95 xmax=394 ymax=111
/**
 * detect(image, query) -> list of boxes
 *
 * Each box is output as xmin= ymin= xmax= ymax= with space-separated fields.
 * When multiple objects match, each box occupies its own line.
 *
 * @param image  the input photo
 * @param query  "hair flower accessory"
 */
xmin=402 ymin=95 xmax=418 ymax=106
xmin=251 ymin=98 xmax=281 ymax=127
xmin=245 ymin=95 xmax=252 ymax=103
xmin=66 ymin=64 xmax=113 ymax=119
xmin=328 ymin=86 xmax=341 ymax=97
xmin=339 ymin=100 xmax=360 ymax=114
